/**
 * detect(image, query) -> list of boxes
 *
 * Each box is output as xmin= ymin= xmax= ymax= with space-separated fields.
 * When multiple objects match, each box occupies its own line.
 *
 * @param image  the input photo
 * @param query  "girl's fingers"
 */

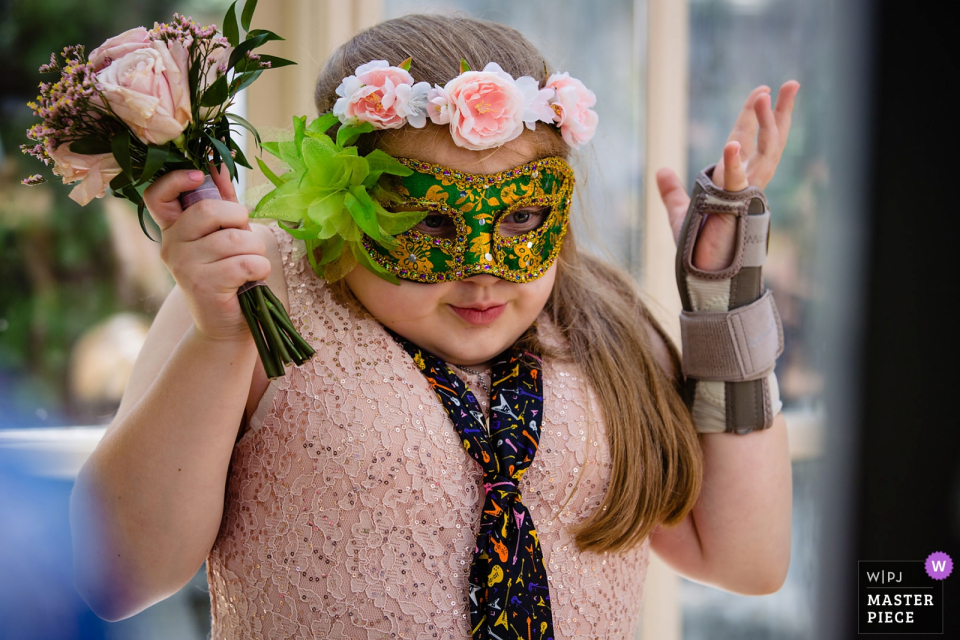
xmin=656 ymin=167 xmax=691 ymax=244
xmin=754 ymin=92 xmax=780 ymax=157
xmin=723 ymin=142 xmax=748 ymax=192
xmin=143 ymin=170 xmax=206 ymax=232
xmin=209 ymin=163 xmax=239 ymax=204
xmin=773 ymin=80 xmax=800 ymax=136
xmin=190 ymin=226 xmax=267 ymax=265
xmin=728 ymin=85 xmax=770 ymax=157
xmin=174 ymin=200 xmax=251 ymax=243
xmin=712 ymin=158 xmax=725 ymax=189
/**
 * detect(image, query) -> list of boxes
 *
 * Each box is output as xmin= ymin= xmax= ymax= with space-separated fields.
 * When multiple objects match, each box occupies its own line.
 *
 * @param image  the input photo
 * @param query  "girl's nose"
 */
xmin=463 ymin=274 xmax=501 ymax=286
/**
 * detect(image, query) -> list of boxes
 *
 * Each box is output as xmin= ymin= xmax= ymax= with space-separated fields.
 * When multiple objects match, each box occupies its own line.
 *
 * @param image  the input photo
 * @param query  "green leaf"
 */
xmin=338 ymin=215 xmax=362 ymax=241
xmin=255 ymin=190 xmax=309 ymax=221
xmin=200 ymin=75 xmax=229 ymax=107
xmin=240 ymin=0 xmax=258 ymax=31
xmin=206 ymin=134 xmax=237 ymax=181
xmin=351 ymin=240 xmax=399 ymax=285
xmin=365 ymin=149 xmax=414 ymax=176
xmin=69 ymin=137 xmax=111 ymax=155
xmin=231 ymin=69 xmax=263 ymax=94
xmin=250 ymin=187 xmax=280 ymax=218
xmin=137 ymin=196 xmax=159 ymax=242
xmin=256 ymin=156 xmax=285 ymax=187
xmin=223 ymin=1 xmax=240 ymax=46
xmin=109 ymin=172 xmax=132 ymax=192
xmin=245 ymin=29 xmax=284 ymax=42
xmin=229 ymin=139 xmax=252 ymax=170
xmin=278 ymin=219 xmax=320 ymax=240
xmin=111 ymin=130 xmax=133 ymax=179
xmin=374 ymin=232 xmax=398 ymax=250
xmin=301 ymin=137 xmax=337 ymax=171
xmin=307 ymin=193 xmax=347 ymax=239
xmin=398 ymin=56 xmax=412 ymax=71
xmin=460 ymin=58 xmax=471 ymax=73
xmin=261 ymin=140 xmax=281 ymax=159
xmin=136 ymin=144 xmax=167 ymax=186
xmin=255 ymin=55 xmax=296 ymax=69
xmin=307 ymin=114 xmax=339 ymax=137
xmin=317 ymin=235 xmax=345 ymax=265
xmin=293 ymin=115 xmax=306 ymax=154
xmin=376 ymin=206 xmax=428 ymax=235
xmin=226 ymin=112 xmax=262 ymax=145
xmin=227 ymin=32 xmax=269 ymax=69
xmin=345 ymin=186 xmax=380 ymax=240
xmin=277 ymin=139 xmax=304 ymax=172
xmin=336 ymin=121 xmax=375 ymax=147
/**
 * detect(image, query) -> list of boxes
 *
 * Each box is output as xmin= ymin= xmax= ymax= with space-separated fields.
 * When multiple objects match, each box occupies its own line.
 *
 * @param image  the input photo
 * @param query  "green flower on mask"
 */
xmin=250 ymin=113 xmax=427 ymax=284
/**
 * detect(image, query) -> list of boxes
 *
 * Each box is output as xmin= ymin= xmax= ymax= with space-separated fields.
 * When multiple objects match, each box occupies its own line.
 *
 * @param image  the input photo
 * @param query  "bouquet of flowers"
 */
xmin=20 ymin=0 xmax=315 ymax=380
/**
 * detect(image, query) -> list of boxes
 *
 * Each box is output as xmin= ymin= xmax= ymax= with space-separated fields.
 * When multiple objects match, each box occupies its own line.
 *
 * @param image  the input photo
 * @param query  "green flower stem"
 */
xmin=239 ymin=292 xmax=281 ymax=379
xmin=265 ymin=301 xmax=298 ymax=354
xmin=253 ymin=286 xmax=292 ymax=366
xmin=262 ymin=289 xmax=314 ymax=357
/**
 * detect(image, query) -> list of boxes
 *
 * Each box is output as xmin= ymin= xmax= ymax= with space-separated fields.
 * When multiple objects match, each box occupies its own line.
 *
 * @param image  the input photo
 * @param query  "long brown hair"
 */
xmin=316 ymin=13 xmax=702 ymax=553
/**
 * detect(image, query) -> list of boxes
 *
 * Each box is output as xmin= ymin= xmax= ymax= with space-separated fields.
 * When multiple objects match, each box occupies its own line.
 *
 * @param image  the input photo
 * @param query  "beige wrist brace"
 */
xmin=674 ymin=165 xmax=784 ymax=434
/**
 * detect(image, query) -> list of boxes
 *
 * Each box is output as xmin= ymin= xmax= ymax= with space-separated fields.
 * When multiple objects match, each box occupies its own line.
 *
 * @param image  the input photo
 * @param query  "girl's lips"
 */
xmin=449 ymin=303 xmax=506 ymax=325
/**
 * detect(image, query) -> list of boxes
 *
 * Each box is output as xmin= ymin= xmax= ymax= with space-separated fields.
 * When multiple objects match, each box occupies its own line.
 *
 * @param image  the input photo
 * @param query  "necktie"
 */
xmin=389 ymin=330 xmax=555 ymax=639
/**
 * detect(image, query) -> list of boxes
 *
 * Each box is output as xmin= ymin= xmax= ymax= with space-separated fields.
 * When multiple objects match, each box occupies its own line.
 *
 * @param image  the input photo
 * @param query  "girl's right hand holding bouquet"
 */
xmin=145 ymin=165 xmax=273 ymax=344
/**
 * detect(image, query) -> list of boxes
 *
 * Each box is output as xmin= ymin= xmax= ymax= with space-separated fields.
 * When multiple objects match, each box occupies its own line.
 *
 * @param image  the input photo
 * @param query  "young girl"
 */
xmin=70 ymin=14 xmax=798 ymax=639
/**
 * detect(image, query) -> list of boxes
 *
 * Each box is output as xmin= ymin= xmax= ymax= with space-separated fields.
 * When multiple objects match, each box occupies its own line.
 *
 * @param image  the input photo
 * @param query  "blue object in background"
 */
xmin=0 ymin=452 xmax=108 ymax=640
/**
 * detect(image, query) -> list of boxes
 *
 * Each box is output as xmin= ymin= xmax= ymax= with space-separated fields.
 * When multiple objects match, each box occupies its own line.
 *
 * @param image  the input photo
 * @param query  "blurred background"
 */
xmin=0 ymin=0 xmax=955 ymax=639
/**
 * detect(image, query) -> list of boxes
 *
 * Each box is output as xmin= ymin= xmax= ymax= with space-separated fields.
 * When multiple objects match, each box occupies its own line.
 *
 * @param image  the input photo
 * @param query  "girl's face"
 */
xmin=344 ymin=126 xmax=558 ymax=366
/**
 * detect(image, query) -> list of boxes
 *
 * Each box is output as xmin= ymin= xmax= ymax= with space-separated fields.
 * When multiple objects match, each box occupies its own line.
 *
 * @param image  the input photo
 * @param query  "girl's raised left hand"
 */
xmin=656 ymin=80 xmax=800 ymax=271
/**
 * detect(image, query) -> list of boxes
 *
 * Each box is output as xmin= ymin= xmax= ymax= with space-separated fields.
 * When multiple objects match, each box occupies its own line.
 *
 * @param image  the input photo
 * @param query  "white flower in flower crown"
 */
xmin=545 ymin=71 xmax=599 ymax=148
xmin=333 ymin=60 xmax=416 ymax=129
xmin=394 ymin=81 xmax=431 ymax=128
xmin=426 ymin=84 xmax=451 ymax=125
xmin=515 ymin=76 xmax=556 ymax=130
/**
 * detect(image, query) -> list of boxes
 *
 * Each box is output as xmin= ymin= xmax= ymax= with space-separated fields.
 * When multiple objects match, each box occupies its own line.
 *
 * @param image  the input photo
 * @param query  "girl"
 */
xmin=71 ymin=13 xmax=798 ymax=639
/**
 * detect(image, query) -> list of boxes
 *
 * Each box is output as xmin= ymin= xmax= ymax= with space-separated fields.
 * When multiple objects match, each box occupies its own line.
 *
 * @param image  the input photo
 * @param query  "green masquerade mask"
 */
xmin=366 ymin=157 xmax=575 ymax=283
xmin=250 ymin=114 xmax=574 ymax=286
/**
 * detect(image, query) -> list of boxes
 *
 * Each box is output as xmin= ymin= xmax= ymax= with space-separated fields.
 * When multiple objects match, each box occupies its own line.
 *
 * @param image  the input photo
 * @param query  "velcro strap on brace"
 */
xmin=680 ymin=290 xmax=784 ymax=381
xmin=674 ymin=165 xmax=784 ymax=434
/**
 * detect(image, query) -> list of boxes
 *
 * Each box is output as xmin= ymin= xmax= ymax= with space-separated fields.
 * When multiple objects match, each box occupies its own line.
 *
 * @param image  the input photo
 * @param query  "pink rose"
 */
xmin=442 ymin=63 xmax=525 ymax=151
xmin=96 ymin=40 xmax=192 ymax=145
xmin=49 ymin=144 xmax=123 ymax=206
xmin=334 ymin=60 xmax=416 ymax=129
xmin=88 ymin=27 xmax=151 ymax=71
xmin=545 ymin=72 xmax=599 ymax=148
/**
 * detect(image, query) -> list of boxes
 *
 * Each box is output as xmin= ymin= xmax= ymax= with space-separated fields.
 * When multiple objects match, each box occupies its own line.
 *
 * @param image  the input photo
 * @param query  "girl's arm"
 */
xmin=70 ymin=168 xmax=287 ymax=620
xmin=648 ymin=81 xmax=799 ymax=594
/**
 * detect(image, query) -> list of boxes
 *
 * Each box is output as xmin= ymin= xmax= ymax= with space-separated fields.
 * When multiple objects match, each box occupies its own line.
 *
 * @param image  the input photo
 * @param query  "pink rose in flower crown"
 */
xmin=96 ymin=40 xmax=192 ymax=145
xmin=88 ymin=27 xmax=151 ymax=70
xmin=435 ymin=63 xmax=525 ymax=151
xmin=334 ymin=60 xmax=416 ymax=129
xmin=545 ymin=72 xmax=598 ymax=148
xmin=48 ymin=144 xmax=123 ymax=206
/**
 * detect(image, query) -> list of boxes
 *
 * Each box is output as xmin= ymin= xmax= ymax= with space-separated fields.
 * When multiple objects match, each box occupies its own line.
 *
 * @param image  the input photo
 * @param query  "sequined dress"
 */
xmin=206 ymin=221 xmax=652 ymax=639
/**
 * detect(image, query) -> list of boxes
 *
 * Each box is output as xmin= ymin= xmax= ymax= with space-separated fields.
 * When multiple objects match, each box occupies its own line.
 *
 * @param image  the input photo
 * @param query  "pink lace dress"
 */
xmin=206 ymin=221 xmax=651 ymax=639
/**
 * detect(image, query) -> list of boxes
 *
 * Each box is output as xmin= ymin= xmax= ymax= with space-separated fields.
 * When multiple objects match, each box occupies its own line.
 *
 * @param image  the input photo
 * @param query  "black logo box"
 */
xmin=859 ymin=561 xmax=944 ymax=635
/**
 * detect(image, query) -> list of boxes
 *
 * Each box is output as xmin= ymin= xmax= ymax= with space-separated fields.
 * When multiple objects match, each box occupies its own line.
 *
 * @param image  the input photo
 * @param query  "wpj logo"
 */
xmin=858 ymin=553 xmax=949 ymax=634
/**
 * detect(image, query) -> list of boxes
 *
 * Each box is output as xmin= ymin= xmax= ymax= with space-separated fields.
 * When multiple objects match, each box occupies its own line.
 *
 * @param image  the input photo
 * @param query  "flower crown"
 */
xmin=333 ymin=58 xmax=598 ymax=151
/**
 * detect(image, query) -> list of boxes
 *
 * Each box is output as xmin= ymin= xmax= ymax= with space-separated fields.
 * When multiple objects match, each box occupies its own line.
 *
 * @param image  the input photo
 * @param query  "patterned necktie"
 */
xmin=389 ymin=330 xmax=555 ymax=640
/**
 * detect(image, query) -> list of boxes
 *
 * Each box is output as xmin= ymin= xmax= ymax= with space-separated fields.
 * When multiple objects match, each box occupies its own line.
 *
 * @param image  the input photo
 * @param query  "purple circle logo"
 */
xmin=925 ymin=551 xmax=953 ymax=580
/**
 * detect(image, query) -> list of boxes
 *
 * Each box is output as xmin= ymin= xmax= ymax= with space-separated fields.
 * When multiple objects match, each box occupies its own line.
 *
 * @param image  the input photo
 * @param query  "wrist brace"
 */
xmin=674 ymin=165 xmax=784 ymax=434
